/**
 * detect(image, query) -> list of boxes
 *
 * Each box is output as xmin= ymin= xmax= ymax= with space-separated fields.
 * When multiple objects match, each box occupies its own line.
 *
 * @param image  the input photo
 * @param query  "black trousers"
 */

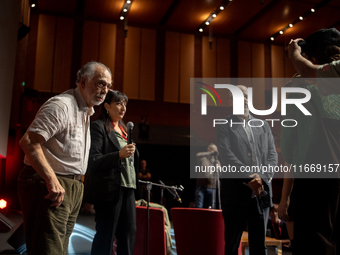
xmin=222 ymin=198 xmax=269 ymax=255
xmin=293 ymin=179 xmax=340 ymax=255
xmin=91 ymin=187 xmax=136 ymax=255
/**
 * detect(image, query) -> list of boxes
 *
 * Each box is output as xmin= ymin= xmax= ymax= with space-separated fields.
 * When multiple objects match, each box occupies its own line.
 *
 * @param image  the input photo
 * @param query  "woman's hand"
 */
xmin=119 ymin=143 xmax=135 ymax=159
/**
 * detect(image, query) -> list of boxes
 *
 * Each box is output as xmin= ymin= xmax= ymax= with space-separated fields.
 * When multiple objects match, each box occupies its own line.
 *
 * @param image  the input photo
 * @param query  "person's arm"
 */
xmin=216 ymin=123 xmax=247 ymax=175
xmin=288 ymin=39 xmax=319 ymax=78
xmin=263 ymin=123 xmax=278 ymax=179
xmin=19 ymin=131 xmax=65 ymax=208
xmin=249 ymin=123 xmax=278 ymax=196
xmin=88 ymin=121 xmax=135 ymax=174
xmin=278 ymin=164 xmax=294 ymax=222
xmin=196 ymin=151 xmax=214 ymax=159
xmin=139 ymin=171 xmax=151 ymax=180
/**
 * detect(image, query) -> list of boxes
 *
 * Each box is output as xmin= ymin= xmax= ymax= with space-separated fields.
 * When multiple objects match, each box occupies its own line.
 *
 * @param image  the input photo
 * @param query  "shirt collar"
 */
xmin=235 ymin=114 xmax=252 ymax=122
xmin=74 ymin=87 xmax=95 ymax=116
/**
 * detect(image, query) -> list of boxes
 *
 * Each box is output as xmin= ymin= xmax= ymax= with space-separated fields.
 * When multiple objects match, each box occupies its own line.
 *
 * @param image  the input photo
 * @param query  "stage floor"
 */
xmin=0 ymin=211 xmax=96 ymax=255
xmin=0 ymin=212 xmax=290 ymax=255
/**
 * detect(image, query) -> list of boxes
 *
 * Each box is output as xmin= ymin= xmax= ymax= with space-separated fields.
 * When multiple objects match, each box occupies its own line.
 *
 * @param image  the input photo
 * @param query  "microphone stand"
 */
xmin=215 ymin=156 xmax=221 ymax=210
xmin=138 ymin=180 xmax=183 ymax=255
xmin=160 ymin=185 xmax=164 ymax=205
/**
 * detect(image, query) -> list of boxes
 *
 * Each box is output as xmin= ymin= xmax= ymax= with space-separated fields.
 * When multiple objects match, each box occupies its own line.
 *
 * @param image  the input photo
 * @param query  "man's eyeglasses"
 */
xmin=97 ymin=82 xmax=112 ymax=89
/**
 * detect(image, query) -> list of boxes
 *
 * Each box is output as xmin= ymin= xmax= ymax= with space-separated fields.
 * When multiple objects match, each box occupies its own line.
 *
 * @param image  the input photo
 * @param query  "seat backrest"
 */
xmin=171 ymin=207 xmax=225 ymax=255
xmin=134 ymin=206 xmax=167 ymax=255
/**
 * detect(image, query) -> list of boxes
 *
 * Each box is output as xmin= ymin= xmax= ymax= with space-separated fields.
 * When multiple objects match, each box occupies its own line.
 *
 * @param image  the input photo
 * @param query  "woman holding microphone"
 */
xmin=86 ymin=90 xmax=139 ymax=255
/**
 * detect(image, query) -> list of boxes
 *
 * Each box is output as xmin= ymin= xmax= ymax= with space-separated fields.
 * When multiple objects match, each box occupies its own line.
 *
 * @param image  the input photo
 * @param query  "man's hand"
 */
xmin=45 ymin=177 xmax=65 ymax=208
xmin=248 ymin=173 xmax=264 ymax=196
xmin=19 ymin=131 xmax=66 ymax=208
xmin=248 ymin=173 xmax=263 ymax=189
xmin=253 ymin=185 xmax=264 ymax=196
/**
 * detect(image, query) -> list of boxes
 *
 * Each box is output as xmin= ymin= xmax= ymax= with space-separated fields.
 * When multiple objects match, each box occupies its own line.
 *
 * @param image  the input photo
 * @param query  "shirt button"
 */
xmin=248 ymin=153 xmax=251 ymax=156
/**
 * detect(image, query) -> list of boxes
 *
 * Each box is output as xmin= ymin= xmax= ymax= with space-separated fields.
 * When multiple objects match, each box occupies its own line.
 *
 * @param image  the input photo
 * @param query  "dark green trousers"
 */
xmin=18 ymin=166 xmax=83 ymax=255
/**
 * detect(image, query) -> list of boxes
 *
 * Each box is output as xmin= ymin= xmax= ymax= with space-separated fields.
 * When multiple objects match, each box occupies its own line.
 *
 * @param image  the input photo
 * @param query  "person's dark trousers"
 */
xmin=195 ymin=186 xmax=216 ymax=208
xmin=222 ymin=198 xmax=269 ymax=255
xmin=17 ymin=165 xmax=84 ymax=255
xmin=293 ymin=179 xmax=340 ymax=255
xmin=91 ymin=187 xmax=136 ymax=255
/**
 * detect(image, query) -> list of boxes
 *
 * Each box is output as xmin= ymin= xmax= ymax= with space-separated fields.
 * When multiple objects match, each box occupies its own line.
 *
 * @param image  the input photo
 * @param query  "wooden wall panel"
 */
xmin=99 ymin=23 xmax=116 ymax=84
xmin=179 ymin=33 xmax=194 ymax=104
xmin=216 ymin=38 xmax=231 ymax=107
xmin=271 ymin=45 xmax=285 ymax=78
xmin=140 ymin=28 xmax=156 ymax=101
xmin=251 ymin=43 xmax=265 ymax=78
xmin=81 ymin=21 xmax=100 ymax=66
xmin=123 ymin=26 xmax=141 ymax=99
xmin=284 ymin=52 xmax=296 ymax=80
xmin=164 ymin=32 xmax=180 ymax=103
xmin=53 ymin=17 xmax=74 ymax=93
xmin=34 ymin=15 xmax=56 ymax=92
xmin=271 ymin=45 xmax=285 ymax=111
xmin=238 ymin=41 xmax=252 ymax=78
xmin=251 ymin=43 xmax=265 ymax=110
xmin=202 ymin=36 xmax=216 ymax=78
xmin=216 ymin=38 xmax=230 ymax=77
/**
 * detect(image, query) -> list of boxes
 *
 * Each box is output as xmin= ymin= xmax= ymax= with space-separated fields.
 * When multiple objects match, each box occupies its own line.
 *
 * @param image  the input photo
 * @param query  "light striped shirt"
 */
xmin=24 ymin=87 xmax=94 ymax=175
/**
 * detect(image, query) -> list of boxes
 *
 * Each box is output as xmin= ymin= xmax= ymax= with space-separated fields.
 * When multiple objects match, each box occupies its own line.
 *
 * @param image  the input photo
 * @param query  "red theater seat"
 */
xmin=134 ymin=206 xmax=167 ymax=255
xmin=171 ymin=207 xmax=241 ymax=255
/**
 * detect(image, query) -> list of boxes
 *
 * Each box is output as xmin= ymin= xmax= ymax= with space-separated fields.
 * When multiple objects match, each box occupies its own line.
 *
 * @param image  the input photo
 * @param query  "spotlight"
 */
xmin=0 ymin=199 xmax=7 ymax=210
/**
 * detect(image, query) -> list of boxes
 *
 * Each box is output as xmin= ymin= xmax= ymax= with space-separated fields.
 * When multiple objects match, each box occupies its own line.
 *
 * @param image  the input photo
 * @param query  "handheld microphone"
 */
xmin=126 ymin=122 xmax=134 ymax=144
